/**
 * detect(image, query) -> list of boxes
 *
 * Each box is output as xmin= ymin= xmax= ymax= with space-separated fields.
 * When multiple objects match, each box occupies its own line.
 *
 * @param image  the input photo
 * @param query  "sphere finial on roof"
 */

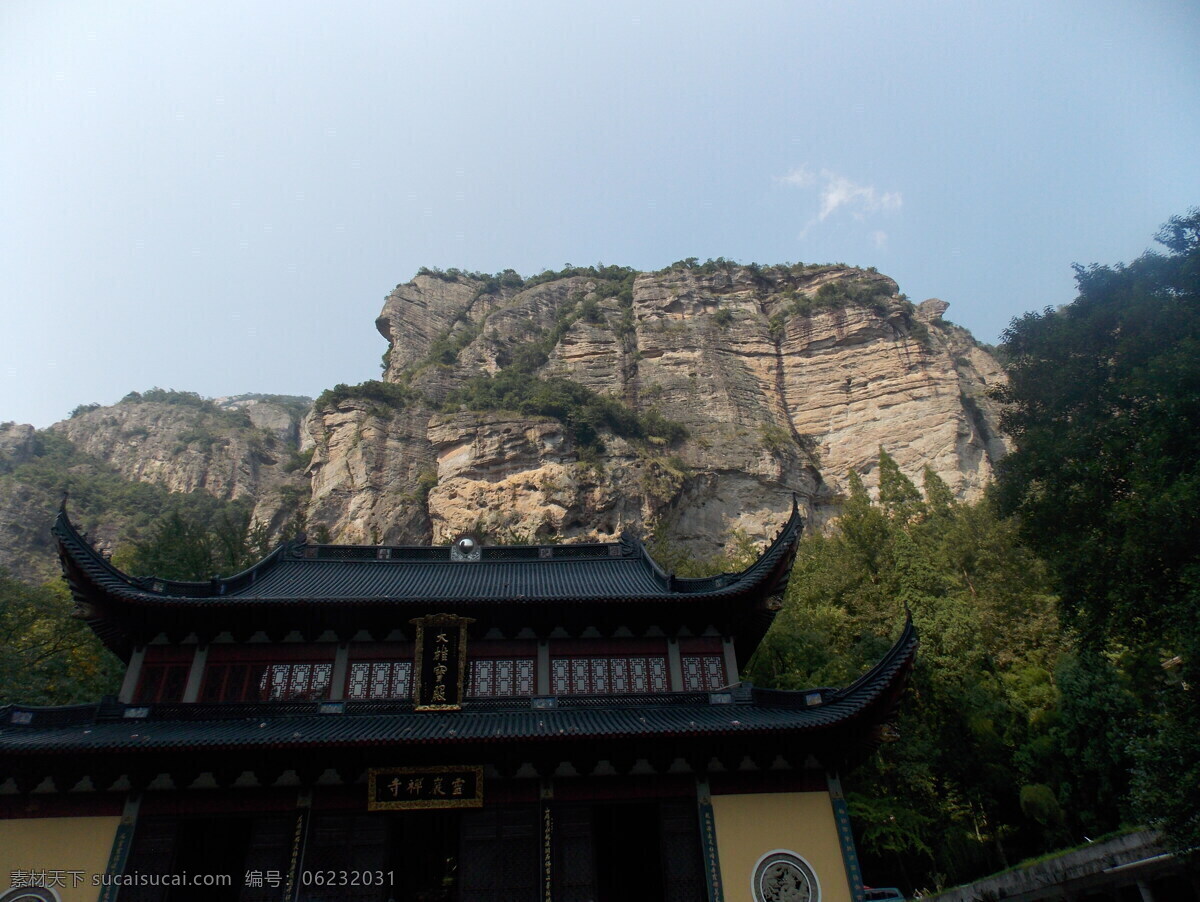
xmin=451 ymin=533 xmax=482 ymax=562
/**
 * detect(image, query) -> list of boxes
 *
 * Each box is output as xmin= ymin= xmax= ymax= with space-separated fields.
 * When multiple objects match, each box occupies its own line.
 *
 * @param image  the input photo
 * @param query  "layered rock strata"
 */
xmin=312 ymin=264 xmax=1006 ymax=555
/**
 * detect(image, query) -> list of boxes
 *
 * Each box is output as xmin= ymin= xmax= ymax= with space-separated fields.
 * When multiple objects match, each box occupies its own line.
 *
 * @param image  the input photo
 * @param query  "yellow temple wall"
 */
xmin=0 ymin=816 xmax=119 ymax=901
xmin=711 ymin=791 xmax=851 ymax=902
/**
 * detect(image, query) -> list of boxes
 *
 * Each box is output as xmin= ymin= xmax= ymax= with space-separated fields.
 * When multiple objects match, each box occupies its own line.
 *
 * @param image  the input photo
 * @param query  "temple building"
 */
xmin=0 ymin=503 xmax=916 ymax=902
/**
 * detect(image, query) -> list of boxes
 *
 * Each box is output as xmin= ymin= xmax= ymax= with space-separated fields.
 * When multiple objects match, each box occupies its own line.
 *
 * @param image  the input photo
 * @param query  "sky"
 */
xmin=2 ymin=1 xmax=1198 ymax=428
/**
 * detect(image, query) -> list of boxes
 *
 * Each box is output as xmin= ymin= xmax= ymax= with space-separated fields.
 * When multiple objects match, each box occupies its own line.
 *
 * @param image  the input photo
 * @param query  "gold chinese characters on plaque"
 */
xmin=411 ymin=613 xmax=473 ymax=711
xmin=368 ymin=766 xmax=484 ymax=810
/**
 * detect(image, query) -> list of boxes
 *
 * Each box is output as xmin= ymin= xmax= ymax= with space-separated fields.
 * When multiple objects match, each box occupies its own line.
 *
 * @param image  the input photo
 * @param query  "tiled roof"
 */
xmin=0 ymin=619 xmax=916 ymax=756
xmin=53 ymin=502 xmax=802 ymax=606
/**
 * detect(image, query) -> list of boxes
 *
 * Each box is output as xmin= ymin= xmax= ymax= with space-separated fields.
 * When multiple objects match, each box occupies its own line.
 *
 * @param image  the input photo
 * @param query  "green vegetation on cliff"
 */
xmin=444 ymin=371 xmax=686 ymax=452
xmin=4 ymin=431 xmax=252 ymax=544
xmin=343 ymin=267 xmax=686 ymax=452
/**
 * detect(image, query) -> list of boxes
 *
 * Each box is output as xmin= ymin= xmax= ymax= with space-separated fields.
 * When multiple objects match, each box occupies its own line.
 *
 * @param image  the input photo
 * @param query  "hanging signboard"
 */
xmin=367 ymin=765 xmax=484 ymax=810
xmin=411 ymin=613 xmax=473 ymax=711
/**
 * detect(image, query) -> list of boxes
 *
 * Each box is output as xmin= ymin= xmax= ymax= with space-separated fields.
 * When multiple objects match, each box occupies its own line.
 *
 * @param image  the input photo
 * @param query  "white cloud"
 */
xmin=817 ymin=173 xmax=902 ymax=221
xmin=871 ymin=230 xmax=889 ymax=249
xmin=779 ymin=167 xmax=902 ymax=233
xmin=779 ymin=166 xmax=815 ymax=188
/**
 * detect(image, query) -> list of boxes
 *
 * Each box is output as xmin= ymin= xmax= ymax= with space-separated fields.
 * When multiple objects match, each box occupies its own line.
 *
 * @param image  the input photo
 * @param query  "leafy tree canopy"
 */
xmin=748 ymin=454 xmax=1075 ymax=892
xmin=994 ymin=209 xmax=1200 ymax=857
xmin=995 ymin=210 xmax=1200 ymax=647
xmin=0 ymin=571 xmax=122 ymax=705
xmin=114 ymin=503 xmax=276 ymax=582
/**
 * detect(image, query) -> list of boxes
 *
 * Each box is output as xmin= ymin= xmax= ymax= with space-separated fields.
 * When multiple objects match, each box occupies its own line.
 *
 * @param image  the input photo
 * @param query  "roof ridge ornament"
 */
xmin=450 ymin=533 xmax=482 ymax=562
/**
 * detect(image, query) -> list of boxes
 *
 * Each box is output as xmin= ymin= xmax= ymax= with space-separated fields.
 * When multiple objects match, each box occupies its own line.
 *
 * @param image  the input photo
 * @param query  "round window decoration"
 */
xmin=0 ymin=888 xmax=61 ymax=902
xmin=752 ymin=850 xmax=820 ymax=902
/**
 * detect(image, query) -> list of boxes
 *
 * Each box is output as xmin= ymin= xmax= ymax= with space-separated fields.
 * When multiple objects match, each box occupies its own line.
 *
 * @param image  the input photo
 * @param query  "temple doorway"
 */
xmin=383 ymin=810 xmax=462 ymax=902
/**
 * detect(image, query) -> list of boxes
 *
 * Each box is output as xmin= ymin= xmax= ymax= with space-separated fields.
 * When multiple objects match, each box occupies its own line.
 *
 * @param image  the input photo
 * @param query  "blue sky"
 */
xmin=3 ymin=1 xmax=1197 ymax=428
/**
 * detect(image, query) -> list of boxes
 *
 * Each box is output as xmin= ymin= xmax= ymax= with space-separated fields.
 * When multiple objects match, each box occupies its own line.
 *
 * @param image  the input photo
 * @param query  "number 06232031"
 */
xmin=299 ymin=871 xmax=395 ymax=887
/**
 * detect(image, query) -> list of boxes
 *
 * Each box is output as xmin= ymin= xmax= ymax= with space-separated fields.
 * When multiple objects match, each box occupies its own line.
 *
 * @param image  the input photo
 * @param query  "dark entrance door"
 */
xmin=551 ymin=799 xmax=705 ymax=902
xmin=170 ymin=817 xmax=253 ymax=901
xmin=594 ymin=801 xmax=662 ymax=899
xmin=384 ymin=810 xmax=462 ymax=902
xmin=456 ymin=806 xmax=541 ymax=901
xmin=300 ymin=806 xmax=540 ymax=901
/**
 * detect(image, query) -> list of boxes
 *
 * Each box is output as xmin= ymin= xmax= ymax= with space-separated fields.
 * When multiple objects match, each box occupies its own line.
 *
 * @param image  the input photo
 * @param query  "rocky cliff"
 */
xmin=0 ymin=262 xmax=1008 ymax=581
xmin=309 ymin=262 xmax=1007 ymax=556
xmin=50 ymin=393 xmax=310 ymax=533
xmin=0 ymin=394 xmax=311 ymax=583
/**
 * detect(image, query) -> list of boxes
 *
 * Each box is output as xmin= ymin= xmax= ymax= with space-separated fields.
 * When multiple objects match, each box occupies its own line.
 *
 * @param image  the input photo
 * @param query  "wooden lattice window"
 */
xmin=200 ymin=661 xmax=333 ymax=702
xmin=467 ymin=658 xmax=536 ymax=698
xmin=135 ymin=663 xmax=189 ymax=703
xmin=681 ymin=654 xmax=726 ymax=691
xmin=551 ymin=657 xmax=669 ymax=695
xmin=345 ymin=661 xmax=412 ymax=700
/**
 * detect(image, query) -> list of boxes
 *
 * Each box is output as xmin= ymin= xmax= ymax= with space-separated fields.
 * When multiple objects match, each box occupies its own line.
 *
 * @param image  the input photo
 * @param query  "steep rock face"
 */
xmin=216 ymin=396 xmax=305 ymax=447
xmin=778 ymin=298 xmax=1006 ymax=524
xmin=306 ymin=402 xmax=436 ymax=544
xmin=311 ymin=263 xmax=1006 ymax=558
xmin=49 ymin=397 xmax=311 ymax=533
xmin=0 ymin=423 xmax=36 ymax=474
xmin=426 ymin=412 xmax=677 ymax=544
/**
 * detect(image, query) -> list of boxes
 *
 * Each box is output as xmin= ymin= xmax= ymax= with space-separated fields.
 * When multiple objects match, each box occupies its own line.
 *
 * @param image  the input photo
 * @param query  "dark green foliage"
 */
xmin=0 ymin=571 xmax=122 ymax=705
xmin=995 ymin=209 xmax=1200 ymax=859
xmin=591 ymin=271 xmax=637 ymax=306
xmin=786 ymin=278 xmax=894 ymax=317
xmin=1128 ymin=657 xmax=1200 ymax=861
xmin=414 ymin=266 xmax=492 ymax=283
xmin=522 ymin=263 xmax=636 ymax=290
xmin=283 ymin=447 xmax=315 ymax=474
xmin=1044 ymin=653 xmax=1140 ymax=835
xmin=425 ymin=315 xmax=482 ymax=367
xmin=749 ymin=453 xmax=1069 ymax=892
xmin=7 ymin=433 xmax=245 ymax=538
xmin=413 ymin=263 xmax=636 ymax=295
xmin=314 ymin=380 xmax=414 ymax=418
xmin=174 ymin=424 xmax=227 ymax=453
xmin=759 ymin=423 xmax=793 ymax=456
xmin=1 ymin=428 xmax=306 ymax=589
xmin=413 ymin=468 xmax=438 ymax=505
xmin=445 ymin=370 xmax=686 ymax=451
xmin=659 ymin=256 xmax=740 ymax=276
xmin=578 ymin=296 xmax=602 ymax=323
xmin=995 ymin=210 xmax=1200 ymax=648
xmin=122 ymin=387 xmax=211 ymax=410
xmin=768 ymin=312 xmax=788 ymax=341
xmin=713 ymin=306 xmax=734 ymax=327
xmin=69 ymin=403 xmax=101 ymax=418
xmin=118 ymin=503 xmax=272 ymax=581
xmin=224 ymin=393 xmax=312 ymax=420
xmin=1018 ymin=784 xmax=1065 ymax=836
xmin=120 ymin=388 xmax=253 ymax=431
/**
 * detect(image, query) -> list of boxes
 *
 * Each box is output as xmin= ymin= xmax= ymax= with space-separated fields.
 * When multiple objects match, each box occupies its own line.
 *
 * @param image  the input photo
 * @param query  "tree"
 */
xmin=116 ymin=504 xmax=273 ymax=581
xmin=0 ymin=571 xmax=122 ymax=705
xmin=749 ymin=453 xmax=1065 ymax=892
xmin=994 ymin=209 xmax=1200 ymax=857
